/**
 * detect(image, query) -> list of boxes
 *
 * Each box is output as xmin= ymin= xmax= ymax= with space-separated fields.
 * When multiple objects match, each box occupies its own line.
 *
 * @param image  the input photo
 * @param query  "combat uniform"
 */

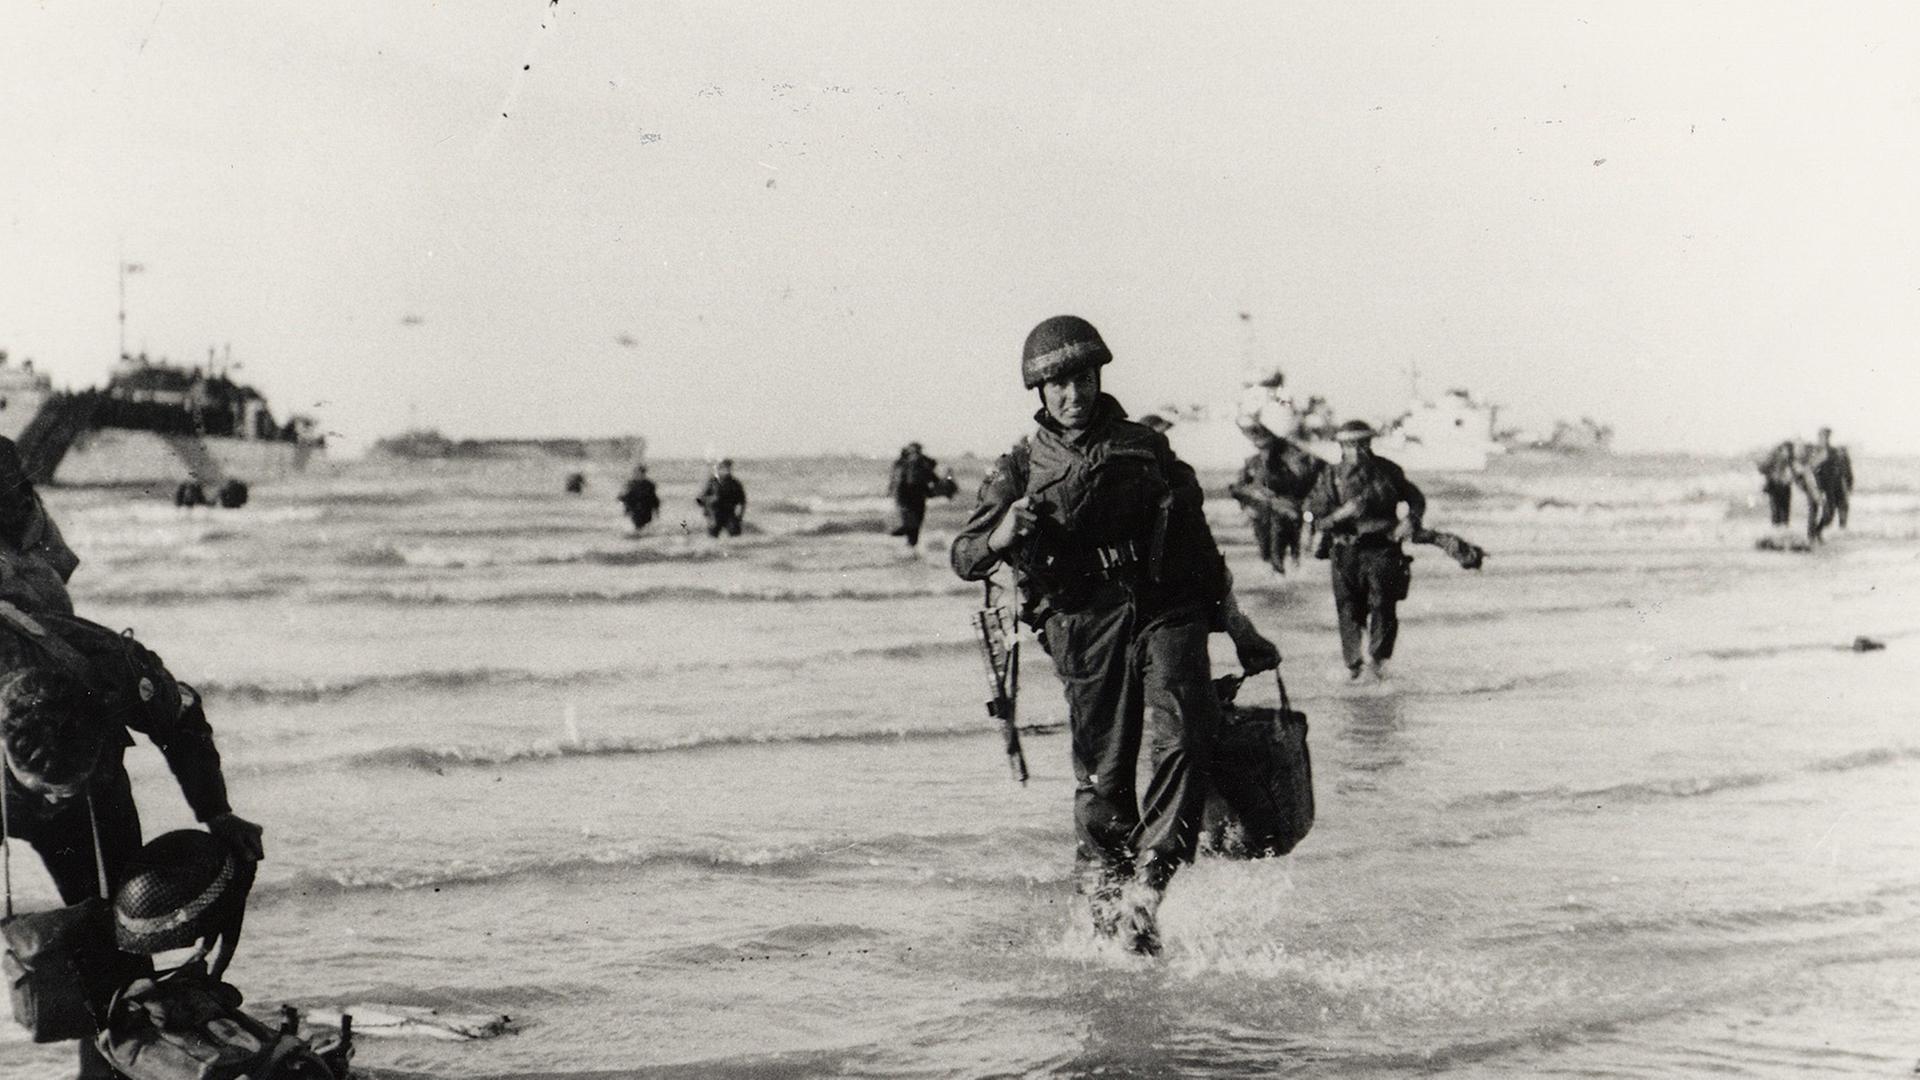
xmin=887 ymin=450 xmax=947 ymax=547
xmin=1 ymin=608 xmax=233 ymax=1074
xmin=1229 ymin=439 xmax=1324 ymax=574
xmin=696 ymin=475 xmax=747 ymax=537
xmin=1805 ymin=441 xmax=1854 ymax=539
xmin=1305 ymin=452 xmax=1426 ymax=673
xmin=1756 ymin=443 xmax=1798 ymax=527
xmin=952 ymin=394 xmax=1228 ymax=898
xmin=619 ymin=475 xmax=661 ymax=530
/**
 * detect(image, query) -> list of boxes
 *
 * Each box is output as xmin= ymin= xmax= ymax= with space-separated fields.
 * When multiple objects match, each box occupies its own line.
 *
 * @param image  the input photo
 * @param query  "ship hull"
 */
xmin=49 ymin=427 xmax=319 ymax=488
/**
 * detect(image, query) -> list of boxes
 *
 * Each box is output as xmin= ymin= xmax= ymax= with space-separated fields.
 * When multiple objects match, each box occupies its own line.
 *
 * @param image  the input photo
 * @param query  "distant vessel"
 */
xmin=369 ymin=428 xmax=646 ymax=462
xmin=1159 ymin=369 xmax=1505 ymax=474
xmin=7 ymin=350 xmax=324 ymax=488
xmin=1372 ymin=387 xmax=1506 ymax=472
xmin=1510 ymin=416 xmax=1614 ymax=456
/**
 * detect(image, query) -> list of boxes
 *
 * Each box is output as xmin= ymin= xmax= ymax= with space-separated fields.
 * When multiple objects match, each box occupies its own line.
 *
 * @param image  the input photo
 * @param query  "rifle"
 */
xmin=974 ymin=577 xmax=1029 ymax=784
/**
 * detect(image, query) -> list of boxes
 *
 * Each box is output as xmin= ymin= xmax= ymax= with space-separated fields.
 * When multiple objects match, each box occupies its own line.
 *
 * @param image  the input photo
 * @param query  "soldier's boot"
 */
xmin=1118 ymin=879 xmax=1165 ymax=957
xmin=1079 ymin=863 xmax=1130 ymax=940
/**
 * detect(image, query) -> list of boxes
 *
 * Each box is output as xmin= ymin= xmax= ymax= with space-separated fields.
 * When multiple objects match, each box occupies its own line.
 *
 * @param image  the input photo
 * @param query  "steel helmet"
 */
xmin=1334 ymin=419 xmax=1377 ymax=443
xmin=113 ymin=830 xmax=255 ymax=954
xmin=1021 ymin=316 xmax=1112 ymax=389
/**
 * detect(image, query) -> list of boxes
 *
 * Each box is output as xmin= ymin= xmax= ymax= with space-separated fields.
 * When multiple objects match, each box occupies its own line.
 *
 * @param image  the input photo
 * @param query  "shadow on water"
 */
xmin=1049 ymin=980 xmax=1322 ymax=1079
xmin=1327 ymin=687 xmax=1407 ymax=794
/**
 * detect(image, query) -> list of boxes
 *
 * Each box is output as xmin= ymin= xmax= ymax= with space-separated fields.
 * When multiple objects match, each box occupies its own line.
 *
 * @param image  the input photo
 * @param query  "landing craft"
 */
xmin=5 ymin=349 xmax=324 ymax=490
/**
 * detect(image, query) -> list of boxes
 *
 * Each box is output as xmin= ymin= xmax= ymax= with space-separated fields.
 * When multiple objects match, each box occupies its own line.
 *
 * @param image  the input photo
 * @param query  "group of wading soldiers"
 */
xmin=950 ymin=316 xmax=1430 ymax=952
xmin=1757 ymin=427 xmax=1855 ymax=545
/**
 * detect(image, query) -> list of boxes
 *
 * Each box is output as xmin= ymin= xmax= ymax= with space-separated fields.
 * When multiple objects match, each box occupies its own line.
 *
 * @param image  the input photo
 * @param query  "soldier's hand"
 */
xmin=207 ymin=812 xmax=266 ymax=864
xmin=989 ymin=496 xmax=1039 ymax=553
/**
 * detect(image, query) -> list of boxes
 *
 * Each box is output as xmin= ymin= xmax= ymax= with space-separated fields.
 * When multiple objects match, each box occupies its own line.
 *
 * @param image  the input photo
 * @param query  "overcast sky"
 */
xmin=4 ymin=2 xmax=1915 ymax=458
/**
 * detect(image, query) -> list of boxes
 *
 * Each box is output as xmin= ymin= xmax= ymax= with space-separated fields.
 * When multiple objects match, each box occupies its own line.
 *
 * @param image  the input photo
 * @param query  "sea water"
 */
xmin=3 ymin=452 xmax=1917 ymax=1079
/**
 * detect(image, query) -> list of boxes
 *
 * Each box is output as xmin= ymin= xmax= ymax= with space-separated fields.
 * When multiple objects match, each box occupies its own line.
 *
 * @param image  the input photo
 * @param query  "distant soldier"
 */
xmin=951 ymin=315 xmax=1230 ymax=954
xmin=618 ymin=464 xmax=662 ymax=531
xmin=886 ymin=442 xmax=956 ymax=548
xmin=696 ymin=459 xmax=747 ymax=538
xmin=1804 ymin=426 xmax=1855 ymax=542
xmin=1228 ymin=419 xmax=1324 ymax=575
xmin=1755 ymin=440 xmax=1800 ymax=527
xmin=564 ymin=472 xmax=587 ymax=495
xmin=1305 ymin=420 xmax=1426 ymax=679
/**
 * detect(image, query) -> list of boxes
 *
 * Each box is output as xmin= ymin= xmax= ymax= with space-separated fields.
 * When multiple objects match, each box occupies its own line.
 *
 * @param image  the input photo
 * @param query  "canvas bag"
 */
xmin=96 ymin=961 xmax=340 ymax=1080
xmin=2 ymin=782 xmax=115 ymax=1042
xmin=1202 ymin=671 xmax=1316 ymax=858
xmin=1 ymin=604 xmax=116 ymax=1042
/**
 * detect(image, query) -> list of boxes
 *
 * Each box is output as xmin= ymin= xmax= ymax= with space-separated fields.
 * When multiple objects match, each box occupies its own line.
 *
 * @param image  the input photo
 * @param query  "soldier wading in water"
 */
xmin=951 ymin=315 xmax=1229 ymax=954
xmin=1305 ymin=419 xmax=1426 ymax=679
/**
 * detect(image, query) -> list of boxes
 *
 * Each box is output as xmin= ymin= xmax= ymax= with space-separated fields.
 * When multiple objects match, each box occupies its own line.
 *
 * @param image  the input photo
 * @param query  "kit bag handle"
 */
xmin=1274 ymin=669 xmax=1294 ymax=715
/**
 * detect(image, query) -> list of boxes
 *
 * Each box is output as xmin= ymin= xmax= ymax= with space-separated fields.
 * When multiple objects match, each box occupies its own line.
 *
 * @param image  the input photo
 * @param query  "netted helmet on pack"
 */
xmin=1021 ymin=316 xmax=1112 ymax=389
xmin=113 ymin=830 xmax=256 ymax=955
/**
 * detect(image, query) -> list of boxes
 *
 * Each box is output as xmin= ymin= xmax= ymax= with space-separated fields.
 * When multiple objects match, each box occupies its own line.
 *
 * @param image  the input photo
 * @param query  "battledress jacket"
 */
xmin=1304 ymin=454 xmax=1427 ymax=542
xmin=0 ymin=606 xmax=232 ymax=826
xmin=1229 ymin=441 xmax=1324 ymax=516
xmin=950 ymin=395 xmax=1229 ymax=625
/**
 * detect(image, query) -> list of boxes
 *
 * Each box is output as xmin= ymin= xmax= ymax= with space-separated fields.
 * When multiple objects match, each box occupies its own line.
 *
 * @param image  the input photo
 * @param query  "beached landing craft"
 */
xmin=2 ymin=349 xmax=324 ymax=490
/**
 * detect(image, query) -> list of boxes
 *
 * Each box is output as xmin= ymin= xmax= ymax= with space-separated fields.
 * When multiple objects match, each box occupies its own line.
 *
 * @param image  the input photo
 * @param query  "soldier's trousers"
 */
xmin=1330 ymin=542 xmax=1406 ymax=670
xmin=1763 ymin=481 xmax=1792 ymax=526
xmin=891 ymin=500 xmax=927 ymax=546
xmin=1043 ymin=593 xmax=1218 ymax=890
xmin=1268 ymin=509 xmax=1304 ymax=572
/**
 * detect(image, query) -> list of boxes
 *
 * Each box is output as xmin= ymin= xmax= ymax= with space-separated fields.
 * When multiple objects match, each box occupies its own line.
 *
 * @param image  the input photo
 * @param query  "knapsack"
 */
xmin=96 ymin=962 xmax=346 ymax=1080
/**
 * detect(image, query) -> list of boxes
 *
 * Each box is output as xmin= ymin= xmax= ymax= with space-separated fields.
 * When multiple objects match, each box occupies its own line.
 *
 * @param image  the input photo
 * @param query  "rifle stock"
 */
xmin=976 ymin=582 xmax=1029 ymax=784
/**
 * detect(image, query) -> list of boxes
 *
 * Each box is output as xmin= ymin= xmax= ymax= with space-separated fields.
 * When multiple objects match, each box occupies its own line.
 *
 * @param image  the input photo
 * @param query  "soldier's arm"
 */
xmin=110 ymin=640 xmax=234 ymax=823
xmin=1154 ymin=437 xmax=1230 ymax=604
xmin=1303 ymin=466 xmax=1338 ymax=520
xmin=1394 ymin=463 xmax=1427 ymax=526
xmin=950 ymin=451 xmax=1024 ymax=581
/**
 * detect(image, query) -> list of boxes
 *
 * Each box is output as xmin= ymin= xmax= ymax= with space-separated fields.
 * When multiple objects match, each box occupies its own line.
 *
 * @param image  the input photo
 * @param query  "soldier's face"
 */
xmin=1041 ymin=369 xmax=1100 ymax=430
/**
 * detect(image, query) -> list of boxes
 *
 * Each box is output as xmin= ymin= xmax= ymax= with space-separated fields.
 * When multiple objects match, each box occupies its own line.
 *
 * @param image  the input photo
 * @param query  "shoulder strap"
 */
xmin=0 ymin=600 xmax=91 ymax=676
xmin=1 ymin=774 xmax=108 ymax=914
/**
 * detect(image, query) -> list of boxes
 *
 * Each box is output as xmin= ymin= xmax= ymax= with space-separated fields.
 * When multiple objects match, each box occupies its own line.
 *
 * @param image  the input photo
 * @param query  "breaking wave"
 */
xmin=331 ymin=719 xmax=1064 ymax=774
xmin=201 ymin=641 xmax=979 ymax=707
xmin=1450 ymin=744 xmax=1920 ymax=812
xmin=258 ymin=825 xmax=1062 ymax=900
xmin=316 ymin=582 xmax=977 ymax=606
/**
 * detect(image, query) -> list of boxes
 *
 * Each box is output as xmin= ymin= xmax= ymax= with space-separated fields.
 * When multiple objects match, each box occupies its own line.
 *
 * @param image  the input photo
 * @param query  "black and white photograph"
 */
xmin=2 ymin=4 xmax=1916 ymax=1077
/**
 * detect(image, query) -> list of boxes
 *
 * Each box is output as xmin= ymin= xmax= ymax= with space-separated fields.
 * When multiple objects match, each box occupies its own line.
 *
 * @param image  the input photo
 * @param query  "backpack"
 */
xmin=96 ymin=962 xmax=348 ymax=1080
